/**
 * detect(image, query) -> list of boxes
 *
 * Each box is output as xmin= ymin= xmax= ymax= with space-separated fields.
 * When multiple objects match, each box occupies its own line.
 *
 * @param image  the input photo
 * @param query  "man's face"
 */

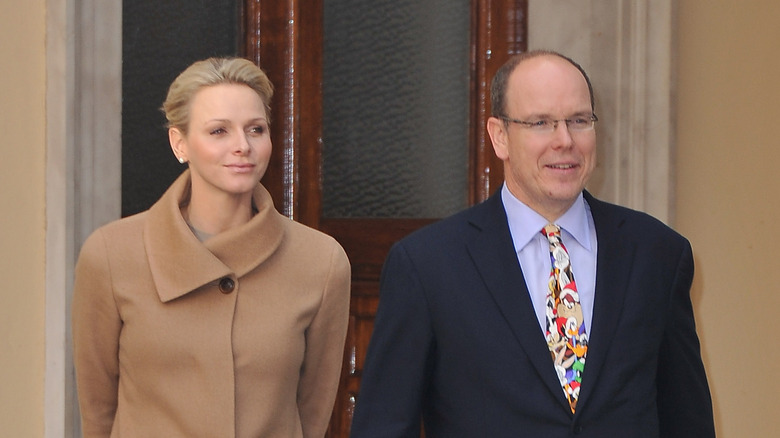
xmin=488 ymin=55 xmax=596 ymax=221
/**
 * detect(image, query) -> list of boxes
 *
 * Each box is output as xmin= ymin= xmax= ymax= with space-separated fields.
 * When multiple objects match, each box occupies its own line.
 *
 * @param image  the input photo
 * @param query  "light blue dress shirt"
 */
xmin=501 ymin=184 xmax=598 ymax=335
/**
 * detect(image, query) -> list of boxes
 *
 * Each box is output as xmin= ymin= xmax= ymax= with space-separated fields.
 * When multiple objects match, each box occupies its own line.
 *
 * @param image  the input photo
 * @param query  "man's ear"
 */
xmin=487 ymin=116 xmax=509 ymax=160
xmin=169 ymin=127 xmax=187 ymax=162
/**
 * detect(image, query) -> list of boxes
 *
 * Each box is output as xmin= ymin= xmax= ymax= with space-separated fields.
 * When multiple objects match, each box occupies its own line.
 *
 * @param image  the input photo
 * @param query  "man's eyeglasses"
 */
xmin=497 ymin=114 xmax=598 ymax=134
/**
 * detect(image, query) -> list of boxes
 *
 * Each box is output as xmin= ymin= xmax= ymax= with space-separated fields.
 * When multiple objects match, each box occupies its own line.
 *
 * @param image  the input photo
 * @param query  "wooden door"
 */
xmin=242 ymin=1 xmax=526 ymax=436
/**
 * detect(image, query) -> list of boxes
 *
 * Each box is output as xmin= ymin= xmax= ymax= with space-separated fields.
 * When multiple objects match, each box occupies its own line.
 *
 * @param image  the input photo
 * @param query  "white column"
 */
xmin=529 ymin=0 xmax=676 ymax=224
xmin=45 ymin=1 xmax=122 ymax=436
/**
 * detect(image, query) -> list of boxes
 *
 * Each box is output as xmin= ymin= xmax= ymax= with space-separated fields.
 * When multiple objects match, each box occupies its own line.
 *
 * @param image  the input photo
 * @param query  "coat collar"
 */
xmin=144 ymin=170 xmax=286 ymax=302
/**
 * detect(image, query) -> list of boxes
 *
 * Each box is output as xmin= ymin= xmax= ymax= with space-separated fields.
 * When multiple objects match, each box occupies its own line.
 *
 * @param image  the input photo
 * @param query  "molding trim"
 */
xmin=45 ymin=1 xmax=122 ymax=437
xmin=529 ymin=0 xmax=676 ymax=224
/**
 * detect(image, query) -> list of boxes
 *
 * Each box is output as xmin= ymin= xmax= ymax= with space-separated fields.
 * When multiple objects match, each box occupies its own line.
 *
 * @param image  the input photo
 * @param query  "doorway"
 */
xmin=242 ymin=1 xmax=527 ymax=435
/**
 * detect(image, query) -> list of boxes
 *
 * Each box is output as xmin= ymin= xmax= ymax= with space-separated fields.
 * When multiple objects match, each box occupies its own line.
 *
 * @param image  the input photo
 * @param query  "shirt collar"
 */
xmin=501 ymin=184 xmax=593 ymax=251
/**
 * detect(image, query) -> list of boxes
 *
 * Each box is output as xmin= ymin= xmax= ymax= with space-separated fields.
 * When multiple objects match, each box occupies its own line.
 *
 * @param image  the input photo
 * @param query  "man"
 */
xmin=349 ymin=51 xmax=715 ymax=437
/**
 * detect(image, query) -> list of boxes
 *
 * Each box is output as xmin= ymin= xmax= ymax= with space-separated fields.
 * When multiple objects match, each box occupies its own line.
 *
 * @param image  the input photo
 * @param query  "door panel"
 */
xmin=243 ymin=1 xmax=527 ymax=436
xmin=319 ymin=217 xmax=434 ymax=434
xmin=122 ymin=0 xmax=241 ymax=217
xmin=321 ymin=0 xmax=471 ymax=219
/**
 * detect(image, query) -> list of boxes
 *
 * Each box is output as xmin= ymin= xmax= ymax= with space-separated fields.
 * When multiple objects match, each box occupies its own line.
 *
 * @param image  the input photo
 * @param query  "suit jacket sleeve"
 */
xmin=350 ymin=242 xmax=433 ymax=438
xmin=72 ymin=229 xmax=122 ymax=438
xmin=656 ymin=240 xmax=715 ymax=437
xmin=297 ymin=241 xmax=351 ymax=438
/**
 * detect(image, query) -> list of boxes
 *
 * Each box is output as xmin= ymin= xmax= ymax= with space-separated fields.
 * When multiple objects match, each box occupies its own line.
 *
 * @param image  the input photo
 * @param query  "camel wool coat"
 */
xmin=73 ymin=170 xmax=351 ymax=438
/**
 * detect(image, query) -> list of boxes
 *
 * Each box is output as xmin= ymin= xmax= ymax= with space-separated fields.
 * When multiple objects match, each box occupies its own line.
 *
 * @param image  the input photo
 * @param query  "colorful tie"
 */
xmin=542 ymin=224 xmax=587 ymax=413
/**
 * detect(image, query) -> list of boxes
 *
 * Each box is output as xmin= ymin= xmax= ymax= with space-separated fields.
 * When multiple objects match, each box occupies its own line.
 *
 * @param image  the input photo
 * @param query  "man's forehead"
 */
xmin=506 ymin=56 xmax=591 ymax=111
xmin=510 ymin=55 xmax=585 ymax=87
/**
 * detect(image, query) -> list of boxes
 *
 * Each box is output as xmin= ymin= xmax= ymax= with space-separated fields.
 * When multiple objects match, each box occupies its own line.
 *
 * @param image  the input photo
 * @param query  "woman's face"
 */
xmin=170 ymin=83 xmax=272 ymax=203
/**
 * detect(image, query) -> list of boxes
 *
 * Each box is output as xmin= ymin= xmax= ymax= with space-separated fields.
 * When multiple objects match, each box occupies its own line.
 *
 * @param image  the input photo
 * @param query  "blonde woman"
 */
xmin=73 ymin=57 xmax=350 ymax=438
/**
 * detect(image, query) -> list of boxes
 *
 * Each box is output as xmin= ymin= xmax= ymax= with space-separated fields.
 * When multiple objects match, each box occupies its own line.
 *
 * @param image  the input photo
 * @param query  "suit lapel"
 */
xmin=574 ymin=192 xmax=636 ymax=413
xmin=465 ymin=194 xmax=572 ymax=412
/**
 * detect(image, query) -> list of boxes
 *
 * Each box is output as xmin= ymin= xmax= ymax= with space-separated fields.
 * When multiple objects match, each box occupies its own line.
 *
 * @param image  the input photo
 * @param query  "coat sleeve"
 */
xmin=72 ymin=229 xmax=122 ymax=438
xmin=297 ymin=240 xmax=351 ymax=438
xmin=656 ymin=240 xmax=716 ymax=437
xmin=349 ymin=242 xmax=434 ymax=438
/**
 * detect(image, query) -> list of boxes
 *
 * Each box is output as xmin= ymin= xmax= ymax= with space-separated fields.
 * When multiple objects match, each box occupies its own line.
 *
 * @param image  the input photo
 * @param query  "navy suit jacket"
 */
xmin=350 ymin=191 xmax=715 ymax=438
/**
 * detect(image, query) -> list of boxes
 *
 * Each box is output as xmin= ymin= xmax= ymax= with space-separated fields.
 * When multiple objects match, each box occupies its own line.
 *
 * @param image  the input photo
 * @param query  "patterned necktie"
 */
xmin=542 ymin=224 xmax=588 ymax=413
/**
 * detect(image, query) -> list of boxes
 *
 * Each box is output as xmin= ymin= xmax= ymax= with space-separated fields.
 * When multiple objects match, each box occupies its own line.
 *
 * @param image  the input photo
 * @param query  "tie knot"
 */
xmin=542 ymin=223 xmax=561 ymax=241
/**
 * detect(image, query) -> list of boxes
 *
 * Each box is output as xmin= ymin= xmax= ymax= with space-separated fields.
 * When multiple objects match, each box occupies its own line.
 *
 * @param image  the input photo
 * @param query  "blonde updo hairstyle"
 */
xmin=161 ymin=57 xmax=274 ymax=135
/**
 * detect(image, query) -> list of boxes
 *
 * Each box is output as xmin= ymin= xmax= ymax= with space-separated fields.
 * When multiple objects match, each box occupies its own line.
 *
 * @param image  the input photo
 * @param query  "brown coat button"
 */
xmin=218 ymin=277 xmax=235 ymax=294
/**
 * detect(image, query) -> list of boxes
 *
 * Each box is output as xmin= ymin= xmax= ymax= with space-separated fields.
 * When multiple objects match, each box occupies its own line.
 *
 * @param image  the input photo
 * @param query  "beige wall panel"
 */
xmin=0 ymin=0 xmax=47 ymax=437
xmin=677 ymin=1 xmax=780 ymax=435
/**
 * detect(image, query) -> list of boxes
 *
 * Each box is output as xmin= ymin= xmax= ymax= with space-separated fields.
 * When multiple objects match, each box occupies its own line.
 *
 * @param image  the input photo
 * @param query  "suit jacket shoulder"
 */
xmin=394 ymin=191 xmax=509 ymax=256
xmin=584 ymin=191 xmax=687 ymax=242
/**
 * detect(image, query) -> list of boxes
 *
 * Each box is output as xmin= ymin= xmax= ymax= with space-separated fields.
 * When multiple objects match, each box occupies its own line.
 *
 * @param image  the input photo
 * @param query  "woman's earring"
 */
xmin=178 ymin=157 xmax=186 ymax=164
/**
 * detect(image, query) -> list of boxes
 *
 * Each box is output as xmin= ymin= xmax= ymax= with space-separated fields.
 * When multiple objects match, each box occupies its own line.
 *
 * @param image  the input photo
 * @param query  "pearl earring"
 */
xmin=178 ymin=157 xmax=185 ymax=164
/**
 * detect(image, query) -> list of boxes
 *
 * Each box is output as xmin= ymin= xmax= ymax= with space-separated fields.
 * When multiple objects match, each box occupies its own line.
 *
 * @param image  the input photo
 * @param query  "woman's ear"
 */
xmin=169 ymin=127 xmax=187 ymax=163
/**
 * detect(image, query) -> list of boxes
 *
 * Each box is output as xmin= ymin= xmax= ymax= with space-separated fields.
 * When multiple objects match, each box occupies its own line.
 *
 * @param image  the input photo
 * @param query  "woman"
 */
xmin=72 ymin=57 xmax=351 ymax=438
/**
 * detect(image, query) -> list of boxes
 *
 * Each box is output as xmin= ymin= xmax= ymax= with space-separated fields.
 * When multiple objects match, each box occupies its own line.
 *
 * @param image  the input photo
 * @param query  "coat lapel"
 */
xmin=574 ymin=192 xmax=636 ymax=413
xmin=465 ymin=194 xmax=572 ymax=412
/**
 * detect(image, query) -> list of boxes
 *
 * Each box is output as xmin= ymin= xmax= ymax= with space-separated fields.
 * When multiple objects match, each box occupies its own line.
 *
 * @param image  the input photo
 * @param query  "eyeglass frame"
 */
xmin=496 ymin=113 xmax=599 ymax=133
